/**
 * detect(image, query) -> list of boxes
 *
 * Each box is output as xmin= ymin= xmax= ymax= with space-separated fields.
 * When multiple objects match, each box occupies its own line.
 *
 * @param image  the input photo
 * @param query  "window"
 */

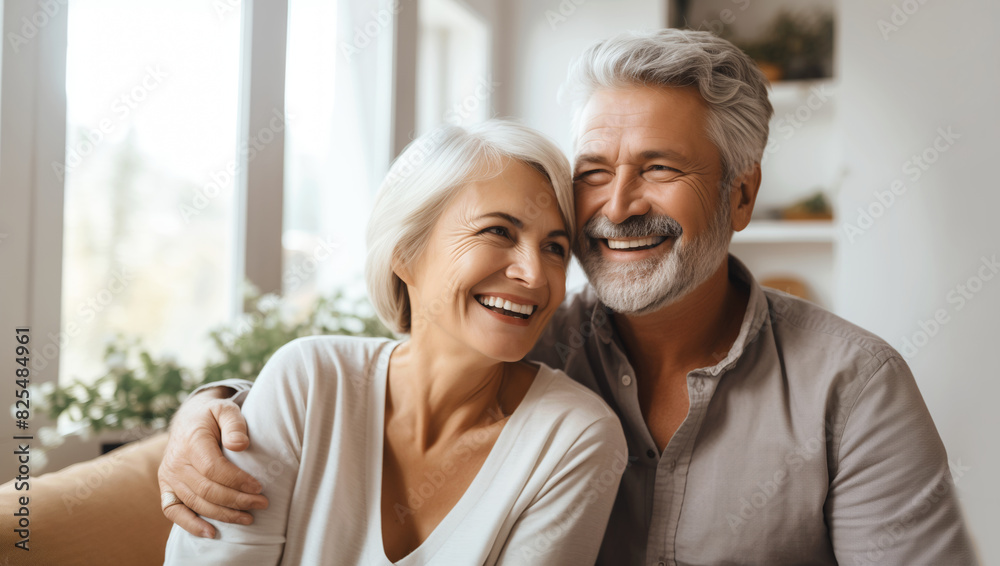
xmin=417 ymin=0 xmax=491 ymax=135
xmin=60 ymin=0 xmax=243 ymax=382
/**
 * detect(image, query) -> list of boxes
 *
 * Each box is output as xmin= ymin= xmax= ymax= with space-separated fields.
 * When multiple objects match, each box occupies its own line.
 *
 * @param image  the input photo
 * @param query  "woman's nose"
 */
xmin=505 ymin=248 xmax=545 ymax=289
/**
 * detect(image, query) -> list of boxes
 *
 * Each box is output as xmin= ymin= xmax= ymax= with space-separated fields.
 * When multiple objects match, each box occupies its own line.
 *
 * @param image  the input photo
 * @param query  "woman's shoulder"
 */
xmin=261 ymin=335 xmax=399 ymax=390
xmin=280 ymin=334 xmax=397 ymax=359
xmin=527 ymin=362 xmax=623 ymax=433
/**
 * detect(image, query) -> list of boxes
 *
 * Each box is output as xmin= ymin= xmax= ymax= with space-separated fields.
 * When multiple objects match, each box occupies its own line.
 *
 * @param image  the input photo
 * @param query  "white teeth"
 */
xmin=476 ymin=295 xmax=536 ymax=316
xmin=606 ymin=236 xmax=665 ymax=250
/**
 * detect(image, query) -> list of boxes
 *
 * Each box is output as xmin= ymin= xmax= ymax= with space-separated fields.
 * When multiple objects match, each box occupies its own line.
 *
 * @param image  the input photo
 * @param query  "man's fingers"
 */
xmin=191 ymin=440 xmax=263 ymax=494
xmin=172 ymin=478 xmax=257 ymax=526
xmin=159 ymin=478 xmax=215 ymax=538
xmin=193 ymin=473 xmax=269 ymax=511
xmin=214 ymin=402 xmax=251 ymax=452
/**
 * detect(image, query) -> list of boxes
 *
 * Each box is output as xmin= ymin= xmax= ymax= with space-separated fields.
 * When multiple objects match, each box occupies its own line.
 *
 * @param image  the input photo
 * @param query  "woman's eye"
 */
xmin=482 ymin=226 xmax=511 ymax=238
xmin=546 ymin=243 xmax=567 ymax=257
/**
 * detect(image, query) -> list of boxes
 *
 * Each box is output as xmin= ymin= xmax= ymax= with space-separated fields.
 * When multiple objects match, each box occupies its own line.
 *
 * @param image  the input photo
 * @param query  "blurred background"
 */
xmin=1 ymin=0 xmax=997 ymax=561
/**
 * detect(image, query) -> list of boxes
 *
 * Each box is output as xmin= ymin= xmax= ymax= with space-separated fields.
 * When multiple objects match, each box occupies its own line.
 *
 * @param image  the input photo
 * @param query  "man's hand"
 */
xmin=158 ymin=387 xmax=269 ymax=538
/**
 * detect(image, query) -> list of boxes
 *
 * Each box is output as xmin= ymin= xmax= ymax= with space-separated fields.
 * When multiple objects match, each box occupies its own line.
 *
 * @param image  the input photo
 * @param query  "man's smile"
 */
xmin=603 ymin=236 xmax=669 ymax=251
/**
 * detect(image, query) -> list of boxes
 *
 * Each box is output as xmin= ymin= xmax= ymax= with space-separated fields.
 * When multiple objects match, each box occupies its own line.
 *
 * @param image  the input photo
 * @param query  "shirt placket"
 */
xmin=643 ymin=370 xmax=716 ymax=566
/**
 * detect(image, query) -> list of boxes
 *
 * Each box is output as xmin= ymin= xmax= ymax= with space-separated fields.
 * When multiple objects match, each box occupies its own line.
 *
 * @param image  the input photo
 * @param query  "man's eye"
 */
xmin=574 ymin=170 xmax=613 ymax=184
xmin=645 ymin=165 xmax=681 ymax=177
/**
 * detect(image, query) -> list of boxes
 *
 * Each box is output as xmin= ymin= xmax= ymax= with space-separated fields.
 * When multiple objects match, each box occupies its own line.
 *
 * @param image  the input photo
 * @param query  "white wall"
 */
xmin=835 ymin=0 xmax=1000 ymax=561
xmin=499 ymin=0 xmax=667 ymax=151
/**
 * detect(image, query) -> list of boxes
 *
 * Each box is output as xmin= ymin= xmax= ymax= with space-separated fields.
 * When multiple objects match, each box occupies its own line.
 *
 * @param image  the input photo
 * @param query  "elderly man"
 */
xmin=159 ymin=30 xmax=976 ymax=565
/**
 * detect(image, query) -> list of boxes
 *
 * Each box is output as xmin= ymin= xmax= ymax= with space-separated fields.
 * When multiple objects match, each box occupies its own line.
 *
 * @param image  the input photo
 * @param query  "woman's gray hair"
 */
xmin=365 ymin=119 xmax=574 ymax=334
xmin=561 ymin=29 xmax=774 ymax=187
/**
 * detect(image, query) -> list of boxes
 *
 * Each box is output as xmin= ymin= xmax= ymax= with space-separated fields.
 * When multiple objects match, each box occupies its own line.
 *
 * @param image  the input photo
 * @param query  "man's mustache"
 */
xmin=582 ymin=214 xmax=684 ymax=240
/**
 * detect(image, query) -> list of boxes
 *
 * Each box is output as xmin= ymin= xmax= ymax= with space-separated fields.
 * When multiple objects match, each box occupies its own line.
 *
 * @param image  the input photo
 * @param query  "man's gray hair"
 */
xmin=562 ymin=29 xmax=774 ymax=186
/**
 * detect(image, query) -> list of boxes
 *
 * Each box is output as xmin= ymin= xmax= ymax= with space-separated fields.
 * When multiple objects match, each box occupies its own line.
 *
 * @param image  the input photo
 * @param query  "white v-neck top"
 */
xmin=164 ymin=336 xmax=627 ymax=565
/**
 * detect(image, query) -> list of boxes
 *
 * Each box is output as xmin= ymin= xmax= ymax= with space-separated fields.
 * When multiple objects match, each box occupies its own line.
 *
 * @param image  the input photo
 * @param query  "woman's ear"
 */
xmin=392 ymin=255 xmax=414 ymax=286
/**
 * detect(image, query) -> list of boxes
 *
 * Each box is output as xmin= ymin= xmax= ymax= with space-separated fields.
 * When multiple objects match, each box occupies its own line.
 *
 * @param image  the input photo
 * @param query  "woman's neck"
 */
xmin=385 ymin=329 xmax=512 ymax=453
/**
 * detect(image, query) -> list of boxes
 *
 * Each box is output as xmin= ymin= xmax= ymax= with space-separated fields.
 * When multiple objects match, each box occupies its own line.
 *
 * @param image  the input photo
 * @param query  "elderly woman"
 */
xmin=163 ymin=120 xmax=626 ymax=565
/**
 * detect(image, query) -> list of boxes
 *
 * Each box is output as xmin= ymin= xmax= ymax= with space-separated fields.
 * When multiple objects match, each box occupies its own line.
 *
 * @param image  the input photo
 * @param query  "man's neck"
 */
xmin=612 ymin=258 xmax=750 ymax=377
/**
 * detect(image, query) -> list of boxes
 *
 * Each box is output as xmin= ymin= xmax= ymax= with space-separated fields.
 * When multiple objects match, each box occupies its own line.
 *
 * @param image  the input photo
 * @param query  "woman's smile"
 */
xmin=473 ymin=293 xmax=540 ymax=326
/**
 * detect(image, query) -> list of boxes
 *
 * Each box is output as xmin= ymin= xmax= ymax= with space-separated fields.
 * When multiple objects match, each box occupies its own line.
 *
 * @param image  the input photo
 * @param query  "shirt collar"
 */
xmin=588 ymin=254 xmax=770 ymax=375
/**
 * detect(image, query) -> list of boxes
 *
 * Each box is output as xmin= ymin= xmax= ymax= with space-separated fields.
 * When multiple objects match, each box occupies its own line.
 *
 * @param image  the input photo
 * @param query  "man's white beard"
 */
xmin=578 ymin=202 xmax=732 ymax=315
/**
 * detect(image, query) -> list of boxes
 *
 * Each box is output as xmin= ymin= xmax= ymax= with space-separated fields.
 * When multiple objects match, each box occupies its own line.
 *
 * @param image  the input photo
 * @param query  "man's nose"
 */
xmin=604 ymin=170 xmax=651 ymax=224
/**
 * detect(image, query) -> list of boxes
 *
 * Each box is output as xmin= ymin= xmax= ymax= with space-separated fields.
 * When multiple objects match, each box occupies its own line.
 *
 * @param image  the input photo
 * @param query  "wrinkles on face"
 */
xmin=404 ymin=159 xmax=570 ymax=358
xmin=574 ymin=86 xmax=725 ymax=240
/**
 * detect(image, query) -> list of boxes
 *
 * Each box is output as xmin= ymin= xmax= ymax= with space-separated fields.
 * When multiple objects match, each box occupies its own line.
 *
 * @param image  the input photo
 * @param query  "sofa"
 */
xmin=0 ymin=433 xmax=172 ymax=566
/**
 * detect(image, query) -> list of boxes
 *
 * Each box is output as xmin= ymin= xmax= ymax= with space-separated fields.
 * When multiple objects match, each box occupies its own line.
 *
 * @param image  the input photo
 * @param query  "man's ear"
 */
xmin=729 ymin=163 xmax=761 ymax=232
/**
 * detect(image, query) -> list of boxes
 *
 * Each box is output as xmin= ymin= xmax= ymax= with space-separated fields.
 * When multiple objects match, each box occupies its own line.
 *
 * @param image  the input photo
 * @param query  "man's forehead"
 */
xmin=573 ymin=87 xmax=709 ymax=163
xmin=573 ymin=125 xmax=691 ymax=163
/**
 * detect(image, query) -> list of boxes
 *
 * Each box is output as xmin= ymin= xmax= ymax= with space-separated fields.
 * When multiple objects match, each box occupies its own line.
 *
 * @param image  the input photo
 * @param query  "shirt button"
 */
xmin=646 ymin=449 xmax=656 ymax=459
xmin=668 ymin=459 xmax=676 ymax=472
xmin=694 ymin=378 xmax=706 ymax=393
xmin=621 ymin=374 xmax=632 ymax=386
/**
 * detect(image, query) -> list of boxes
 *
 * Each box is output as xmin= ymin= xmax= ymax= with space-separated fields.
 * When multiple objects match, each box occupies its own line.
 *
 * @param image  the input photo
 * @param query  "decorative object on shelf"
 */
xmin=779 ymin=190 xmax=834 ymax=221
xmin=28 ymin=285 xmax=394 ymax=457
xmin=760 ymin=276 xmax=811 ymax=301
xmin=722 ymin=9 xmax=834 ymax=82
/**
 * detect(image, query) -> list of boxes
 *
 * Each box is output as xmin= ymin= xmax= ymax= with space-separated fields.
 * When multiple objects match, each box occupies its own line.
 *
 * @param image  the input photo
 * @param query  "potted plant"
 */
xmin=30 ymin=287 xmax=394 ymax=461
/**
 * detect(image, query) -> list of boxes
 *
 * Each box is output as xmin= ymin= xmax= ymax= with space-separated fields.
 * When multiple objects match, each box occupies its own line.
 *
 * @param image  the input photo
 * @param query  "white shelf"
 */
xmin=732 ymin=220 xmax=835 ymax=244
xmin=767 ymin=79 xmax=837 ymax=110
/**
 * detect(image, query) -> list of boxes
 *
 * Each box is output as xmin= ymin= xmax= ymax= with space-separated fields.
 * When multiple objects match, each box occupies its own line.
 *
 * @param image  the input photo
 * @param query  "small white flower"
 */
xmin=39 ymin=426 xmax=65 ymax=448
xmin=105 ymin=352 xmax=127 ymax=370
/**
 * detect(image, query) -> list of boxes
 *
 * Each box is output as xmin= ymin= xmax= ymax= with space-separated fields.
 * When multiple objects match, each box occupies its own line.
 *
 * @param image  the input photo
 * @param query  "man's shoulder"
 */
xmin=761 ymin=288 xmax=903 ymax=375
xmin=551 ymin=283 xmax=602 ymax=326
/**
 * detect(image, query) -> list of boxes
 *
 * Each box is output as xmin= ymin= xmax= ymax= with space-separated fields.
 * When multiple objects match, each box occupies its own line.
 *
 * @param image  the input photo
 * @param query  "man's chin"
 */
xmin=582 ymin=258 xmax=678 ymax=314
